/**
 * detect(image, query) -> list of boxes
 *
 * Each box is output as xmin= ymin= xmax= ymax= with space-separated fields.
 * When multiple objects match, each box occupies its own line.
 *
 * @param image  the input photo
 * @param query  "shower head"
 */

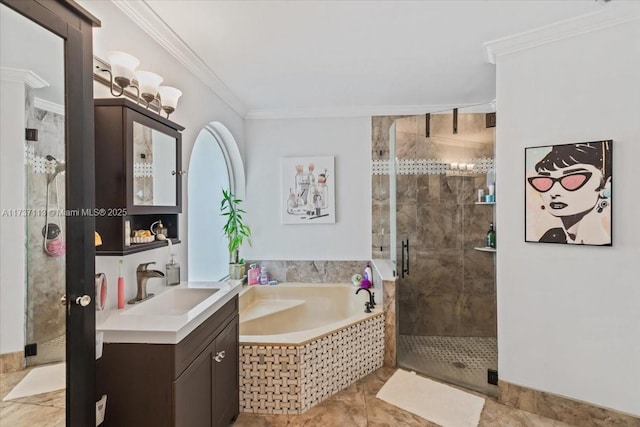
xmin=45 ymin=155 xmax=65 ymax=181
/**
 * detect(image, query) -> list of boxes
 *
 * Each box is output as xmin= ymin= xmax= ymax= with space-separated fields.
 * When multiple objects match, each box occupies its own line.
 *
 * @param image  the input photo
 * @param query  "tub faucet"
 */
xmin=355 ymin=287 xmax=375 ymax=312
xmin=128 ymin=262 xmax=165 ymax=304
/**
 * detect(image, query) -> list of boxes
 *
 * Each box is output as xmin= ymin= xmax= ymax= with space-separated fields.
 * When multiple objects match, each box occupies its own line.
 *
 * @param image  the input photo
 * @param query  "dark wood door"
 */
xmin=213 ymin=316 xmax=239 ymax=427
xmin=0 ymin=1 xmax=99 ymax=426
xmin=174 ymin=339 xmax=215 ymax=427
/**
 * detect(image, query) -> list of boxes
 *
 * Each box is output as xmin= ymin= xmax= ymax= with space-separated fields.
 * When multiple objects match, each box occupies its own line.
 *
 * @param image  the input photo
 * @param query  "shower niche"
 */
xmin=94 ymin=98 xmax=184 ymax=255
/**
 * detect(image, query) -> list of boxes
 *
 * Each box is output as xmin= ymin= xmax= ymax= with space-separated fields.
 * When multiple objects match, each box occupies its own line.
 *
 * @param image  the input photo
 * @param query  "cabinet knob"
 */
xmin=213 ymin=350 xmax=226 ymax=363
xmin=171 ymin=170 xmax=187 ymax=176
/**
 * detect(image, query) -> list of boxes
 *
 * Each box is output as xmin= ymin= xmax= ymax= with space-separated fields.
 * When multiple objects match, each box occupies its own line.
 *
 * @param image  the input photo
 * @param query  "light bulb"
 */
xmin=107 ymin=51 xmax=139 ymax=88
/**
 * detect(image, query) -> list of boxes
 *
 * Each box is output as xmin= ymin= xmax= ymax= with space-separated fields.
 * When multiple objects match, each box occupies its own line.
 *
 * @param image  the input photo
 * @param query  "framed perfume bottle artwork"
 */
xmin=282 ymin=156 xmax=335 ymax=224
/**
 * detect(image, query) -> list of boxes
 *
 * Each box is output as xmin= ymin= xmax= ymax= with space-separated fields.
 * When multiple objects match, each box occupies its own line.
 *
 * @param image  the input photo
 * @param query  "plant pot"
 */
xmin=229 ymin=263 xmax=246 ymax=280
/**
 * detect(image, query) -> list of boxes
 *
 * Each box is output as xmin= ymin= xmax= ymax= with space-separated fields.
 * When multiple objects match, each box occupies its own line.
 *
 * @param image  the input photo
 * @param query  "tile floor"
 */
xmin=0 ymin=364 xmax=65 ymax=427
xmin=0 ymin=366 xmax=574 ymax=426
xmin=233 ymin=367 xmax=575 ymax=427
xmin=398 ymin=335 xmax=498 ymax=396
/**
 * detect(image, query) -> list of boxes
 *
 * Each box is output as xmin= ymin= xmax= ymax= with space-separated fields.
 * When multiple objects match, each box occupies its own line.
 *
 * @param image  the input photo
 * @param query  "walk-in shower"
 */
xmin=372 ymin=104 xmax=498 ymax=395
xmin=24 ymin=107 xmax=67 ymax=367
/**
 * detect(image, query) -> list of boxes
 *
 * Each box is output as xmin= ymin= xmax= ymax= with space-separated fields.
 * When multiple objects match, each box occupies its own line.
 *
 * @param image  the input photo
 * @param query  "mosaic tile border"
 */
xmin=372 ymin=158 xmax=495 ymax=175
xmin=240 ymin=314 xmax=384 ymax=415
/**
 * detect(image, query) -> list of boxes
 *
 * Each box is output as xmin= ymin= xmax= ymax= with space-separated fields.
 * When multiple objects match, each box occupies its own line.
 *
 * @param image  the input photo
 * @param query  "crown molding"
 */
xmin=245 ymin=103 xmax=491 ymax=120
xmin=111 ymin=0 xmax=247 ymax=117
xmin=34 ymin=97 xmax=65 ymax=115
xmin=0 ymin=67 xmax=49 ymax=88
xmin=484 ymin=3 xmax=640 ymax=64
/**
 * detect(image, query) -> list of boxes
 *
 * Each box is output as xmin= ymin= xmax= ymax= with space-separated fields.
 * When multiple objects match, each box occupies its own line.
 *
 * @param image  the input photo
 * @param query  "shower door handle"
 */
xmin=401 ymin=239 xmax=410 ymax=278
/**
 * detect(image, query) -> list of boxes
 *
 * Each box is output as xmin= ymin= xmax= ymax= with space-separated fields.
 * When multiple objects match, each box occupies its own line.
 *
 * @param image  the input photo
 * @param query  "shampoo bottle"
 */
xmin=364 ymin=262 xmax=373 ymax=282
xmin=486 ymin=223 xmax=496 ymax=249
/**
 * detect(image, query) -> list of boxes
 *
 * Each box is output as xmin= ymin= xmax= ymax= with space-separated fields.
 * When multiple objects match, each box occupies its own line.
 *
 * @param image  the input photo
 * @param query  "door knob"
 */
xmin=75 ymin=295 xmax=91 ymax=306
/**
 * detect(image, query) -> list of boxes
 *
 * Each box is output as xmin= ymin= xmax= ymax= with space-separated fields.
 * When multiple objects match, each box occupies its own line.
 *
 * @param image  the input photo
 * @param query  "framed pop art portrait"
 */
xmin=525 ymin=140 xmax=612 ymax=246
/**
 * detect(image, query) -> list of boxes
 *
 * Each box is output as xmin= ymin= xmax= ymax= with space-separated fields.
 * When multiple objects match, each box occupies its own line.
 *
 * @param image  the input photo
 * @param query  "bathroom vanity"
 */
xmin=94 ymin=97 xmax=184 ymax=255
xmin=96 ymin=281 xmax=241 ymax=427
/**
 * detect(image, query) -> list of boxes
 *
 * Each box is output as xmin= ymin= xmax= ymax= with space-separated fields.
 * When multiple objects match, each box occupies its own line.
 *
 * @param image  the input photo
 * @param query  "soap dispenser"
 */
xmin=166 ymin=254 xmax=180 ymax=286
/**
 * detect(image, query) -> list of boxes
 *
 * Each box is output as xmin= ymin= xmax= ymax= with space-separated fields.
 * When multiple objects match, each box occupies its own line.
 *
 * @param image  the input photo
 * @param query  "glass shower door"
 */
xmin=394 ymin=106 xmax=498 ymax=396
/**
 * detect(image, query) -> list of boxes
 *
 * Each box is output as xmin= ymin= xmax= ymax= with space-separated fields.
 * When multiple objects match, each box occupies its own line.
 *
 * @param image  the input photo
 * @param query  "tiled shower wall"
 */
xmin=25 ymin=88 xmax=66 ymax=356
xmin=372 ymin=114 xmax=496 ymax=338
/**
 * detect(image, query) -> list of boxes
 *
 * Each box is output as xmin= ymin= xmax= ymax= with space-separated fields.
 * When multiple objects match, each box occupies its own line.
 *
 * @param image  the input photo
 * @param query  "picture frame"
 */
xmin=282 ymin=156 xmax=335 ymax=224
xmin=524 ymin=140 xmax=612 ymax=246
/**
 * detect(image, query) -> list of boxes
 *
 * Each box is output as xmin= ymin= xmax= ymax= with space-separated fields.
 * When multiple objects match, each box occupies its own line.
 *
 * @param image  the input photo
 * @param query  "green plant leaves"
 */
xmin=221 ymin=188 xmax=252 ymax=264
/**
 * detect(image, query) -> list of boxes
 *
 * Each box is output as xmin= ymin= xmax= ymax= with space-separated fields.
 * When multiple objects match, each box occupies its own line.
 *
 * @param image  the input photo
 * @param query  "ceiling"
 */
xmin=132 ymin=1 xmax=604 ymax=118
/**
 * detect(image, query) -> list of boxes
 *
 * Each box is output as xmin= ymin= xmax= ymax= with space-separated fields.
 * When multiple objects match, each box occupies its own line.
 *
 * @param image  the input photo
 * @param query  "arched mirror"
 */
xmin=0 ymin=1 xmax=99 ymax=425
xmin=188 ymin=123 xmax=245 ymax=281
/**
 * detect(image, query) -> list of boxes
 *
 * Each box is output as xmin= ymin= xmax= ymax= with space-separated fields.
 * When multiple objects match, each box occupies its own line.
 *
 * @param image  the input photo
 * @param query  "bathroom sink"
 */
xmin=123 ymin=288 xmax=219 ymax=316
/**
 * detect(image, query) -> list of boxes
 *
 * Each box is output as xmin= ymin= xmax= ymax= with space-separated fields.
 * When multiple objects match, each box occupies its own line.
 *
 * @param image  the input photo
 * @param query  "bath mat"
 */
xmin=3 ymin=362 xmax=65 ymax=401
xmin=376 ymin=369 xmax=485 ymax=427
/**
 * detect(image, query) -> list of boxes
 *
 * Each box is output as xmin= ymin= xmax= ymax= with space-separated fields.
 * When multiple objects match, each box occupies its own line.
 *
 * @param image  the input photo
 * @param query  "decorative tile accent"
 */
xmin=240 ymin=314 xmax=384 ymax=415
xmin=372 ymin=158 xmax=495 ymax=176
xmin=133 ymin=161 xmax=153 ymax=178
xmin=499 ymin=380 xmax=640 ymax=427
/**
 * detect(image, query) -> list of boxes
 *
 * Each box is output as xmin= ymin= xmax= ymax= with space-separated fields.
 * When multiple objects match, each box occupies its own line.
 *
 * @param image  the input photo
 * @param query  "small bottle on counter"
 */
xmin=259 ymin=265 xmax=269 ymax=285
xmin=166 ymin=254 xmax=180 ymax=286
xmin=248 ymin=264 xmax=260 ymax=285
xmin=124 ymin=220 xmax=131 ymax=247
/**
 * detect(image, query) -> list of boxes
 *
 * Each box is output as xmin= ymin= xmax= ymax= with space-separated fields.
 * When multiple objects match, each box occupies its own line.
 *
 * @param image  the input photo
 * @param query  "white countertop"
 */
xmin=371 ymin=259 xmax=397 ymax=282
xmin=97 ymin=280 xmax=242 ymax=344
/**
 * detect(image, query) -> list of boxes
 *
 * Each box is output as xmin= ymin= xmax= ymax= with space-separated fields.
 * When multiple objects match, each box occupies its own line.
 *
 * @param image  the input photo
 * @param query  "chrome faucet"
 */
xmin=128 ymin=262 xmax=165 ymax=304
xmin=356 ymin=287 xmax=376 ymax=313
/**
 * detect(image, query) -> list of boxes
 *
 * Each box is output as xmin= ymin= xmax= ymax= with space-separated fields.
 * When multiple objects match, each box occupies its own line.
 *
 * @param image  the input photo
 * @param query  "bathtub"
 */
xmin=238 ymin=283 xmax=385 ymax=414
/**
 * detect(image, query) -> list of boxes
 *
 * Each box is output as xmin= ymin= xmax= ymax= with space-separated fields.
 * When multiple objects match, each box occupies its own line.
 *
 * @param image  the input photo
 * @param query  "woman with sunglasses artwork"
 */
xmin=526 ymin=141 xmax=612 ymax=245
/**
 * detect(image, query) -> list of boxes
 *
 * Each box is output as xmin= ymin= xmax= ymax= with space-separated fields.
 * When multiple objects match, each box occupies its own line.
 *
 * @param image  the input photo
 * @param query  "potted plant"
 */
xmin=221 ymin=189 xmax=252 ymax=280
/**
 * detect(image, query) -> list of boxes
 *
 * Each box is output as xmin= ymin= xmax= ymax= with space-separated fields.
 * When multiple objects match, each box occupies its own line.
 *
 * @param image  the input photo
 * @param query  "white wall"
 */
xmin=496 ymin=20 xmax=640 ymax=415
xmin=0 ymin=80 xmax=26 ymax=354
xmin=80 ymin=1 xmax=246 ymax=285
xmin=243 ymin=117 xmax=371 ymax=260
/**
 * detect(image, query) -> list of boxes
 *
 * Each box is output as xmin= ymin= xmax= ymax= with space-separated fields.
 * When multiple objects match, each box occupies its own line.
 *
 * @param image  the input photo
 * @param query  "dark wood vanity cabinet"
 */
xmin=175 ymin=314 xmax=239 ymax=427
xmin=97 ymin=296 xmax=240 ymax=427
xmin=94 ymin=98 xmax=185 ymax=255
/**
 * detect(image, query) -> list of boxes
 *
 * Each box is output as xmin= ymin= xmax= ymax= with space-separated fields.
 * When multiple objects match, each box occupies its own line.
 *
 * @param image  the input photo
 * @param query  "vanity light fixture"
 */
xmin=157 ymin=86 xmax=182 ymax=119
xmin=96 ymin=53 xmax=183 ymax=119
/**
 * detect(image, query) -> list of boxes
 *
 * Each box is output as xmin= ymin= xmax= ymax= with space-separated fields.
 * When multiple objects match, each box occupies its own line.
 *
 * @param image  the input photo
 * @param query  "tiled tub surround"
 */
xmin=245 ymin=260 xmax=367 ymax=284
xmin=239 ymin=284 xmax=384 ymax=414
xmin=371 ymin=259 xmax=398 ymax=368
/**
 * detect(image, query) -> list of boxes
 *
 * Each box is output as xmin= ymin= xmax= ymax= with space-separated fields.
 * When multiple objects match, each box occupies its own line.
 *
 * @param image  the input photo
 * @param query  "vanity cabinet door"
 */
xmin=126 ymin=107 xmax=182 ymax=214
xmin=213 ymin=315 xmax=240 ymax=427
xmin=174 ymin=339 xmax=215 ymax=427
